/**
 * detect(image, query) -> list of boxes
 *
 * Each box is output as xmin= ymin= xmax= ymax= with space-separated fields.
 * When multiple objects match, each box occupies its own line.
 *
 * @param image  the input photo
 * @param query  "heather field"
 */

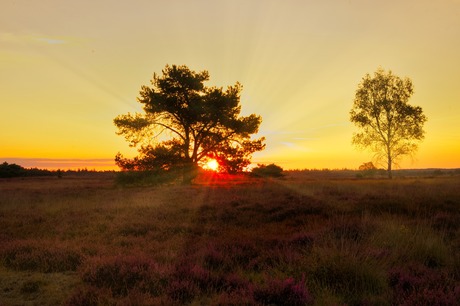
xmin=0 ymin=172 xmax=459 ymax=305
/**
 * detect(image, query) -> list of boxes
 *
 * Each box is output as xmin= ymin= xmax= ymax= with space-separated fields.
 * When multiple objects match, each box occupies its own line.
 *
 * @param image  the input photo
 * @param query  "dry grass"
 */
xmin=0 ymin=173 xmax=459 ymax=305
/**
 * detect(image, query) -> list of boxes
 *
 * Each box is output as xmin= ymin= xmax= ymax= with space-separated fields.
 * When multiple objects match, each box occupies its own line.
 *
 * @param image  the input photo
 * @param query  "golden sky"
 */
xmin=1 ymin=0 xmax=459 ymax=170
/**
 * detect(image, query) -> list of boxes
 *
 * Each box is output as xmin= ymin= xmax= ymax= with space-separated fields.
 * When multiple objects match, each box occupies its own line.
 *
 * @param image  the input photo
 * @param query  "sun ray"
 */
xmin=204 ymin=159 xmax=219 ymax=172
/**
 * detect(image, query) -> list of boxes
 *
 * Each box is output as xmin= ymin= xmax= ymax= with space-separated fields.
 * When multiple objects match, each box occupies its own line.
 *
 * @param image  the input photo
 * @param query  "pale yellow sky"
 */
xmin=1 ymin=0 xmax=459 ymax=170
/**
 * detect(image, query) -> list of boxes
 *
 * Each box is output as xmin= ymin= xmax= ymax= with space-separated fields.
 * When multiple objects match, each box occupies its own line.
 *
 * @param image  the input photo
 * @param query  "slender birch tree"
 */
xmin=350 ymin=68 xmax=427 ymax=178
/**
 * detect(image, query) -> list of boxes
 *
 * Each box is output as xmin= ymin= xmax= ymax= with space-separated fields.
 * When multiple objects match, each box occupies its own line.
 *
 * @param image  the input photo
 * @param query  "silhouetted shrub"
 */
xmin=0 ymin=162 xmax=53 ymax=177
xmin=359 ymin=161 xmax=377 ymax=171
xmin=251 ymin=163 xmax=284 ymax=178
xmin=0 ymin=162 xmax=26 ymax=177
xmin=357 ymin=162 xmax=386 ymax=177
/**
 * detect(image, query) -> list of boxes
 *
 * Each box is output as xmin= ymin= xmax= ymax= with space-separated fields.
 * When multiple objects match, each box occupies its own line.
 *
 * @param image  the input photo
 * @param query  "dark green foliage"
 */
xmin=251 ymin=163 xmax=284 ymax=177
xmin=0 ymin=162 xmax=25 ymax=177
xmin=114 ymin=64 xmax=265 ymax=178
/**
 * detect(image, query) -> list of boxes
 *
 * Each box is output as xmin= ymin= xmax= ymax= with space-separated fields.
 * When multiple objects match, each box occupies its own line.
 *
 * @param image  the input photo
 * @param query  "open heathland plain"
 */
xmin=0 ymin=171 xmax=459 ymax=305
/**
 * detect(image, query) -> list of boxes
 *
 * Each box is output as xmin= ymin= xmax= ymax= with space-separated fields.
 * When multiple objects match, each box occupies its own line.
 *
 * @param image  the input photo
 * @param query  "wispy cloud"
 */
xmin=280 ymin=142 xmax=295 ymax=148
xmin=279 ymin=142 xmax=312 ymax=152
xmin=35 ymin=37 xmax=66 ymax=45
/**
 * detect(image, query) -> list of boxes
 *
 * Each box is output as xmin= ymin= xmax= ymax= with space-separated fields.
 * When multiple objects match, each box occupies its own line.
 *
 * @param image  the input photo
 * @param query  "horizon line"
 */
xmin=1 ymin=157 xmax=459 ymax=172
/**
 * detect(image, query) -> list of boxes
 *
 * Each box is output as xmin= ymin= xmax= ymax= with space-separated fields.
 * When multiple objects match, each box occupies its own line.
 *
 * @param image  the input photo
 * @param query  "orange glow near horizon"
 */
xmin=1 ymin=1 xmax=460 ymax=170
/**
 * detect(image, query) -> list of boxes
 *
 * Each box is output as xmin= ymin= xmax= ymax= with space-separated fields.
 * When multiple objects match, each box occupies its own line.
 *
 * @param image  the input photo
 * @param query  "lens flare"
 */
xmin=204 ymin=159 xmax=219 ymax=171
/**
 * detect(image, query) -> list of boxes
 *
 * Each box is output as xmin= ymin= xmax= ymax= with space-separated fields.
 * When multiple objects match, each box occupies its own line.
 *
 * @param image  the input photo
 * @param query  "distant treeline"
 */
xmin=0 ymin=162 xmax=55 ymax=178
xmin=0 ymin=162 xmax=115 ymax=178
xmin=286 ymin=167 xmax=460 ymax=179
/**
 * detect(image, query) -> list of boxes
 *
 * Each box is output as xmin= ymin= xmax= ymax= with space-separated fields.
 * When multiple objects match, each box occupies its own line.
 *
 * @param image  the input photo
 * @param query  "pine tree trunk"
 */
xmin=387 ymin=152 xmax=393 ymax=179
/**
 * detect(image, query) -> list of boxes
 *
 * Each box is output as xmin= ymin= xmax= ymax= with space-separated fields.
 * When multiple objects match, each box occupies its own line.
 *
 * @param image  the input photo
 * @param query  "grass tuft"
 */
xmin=311 ymin=253 xmax=387 ymax=304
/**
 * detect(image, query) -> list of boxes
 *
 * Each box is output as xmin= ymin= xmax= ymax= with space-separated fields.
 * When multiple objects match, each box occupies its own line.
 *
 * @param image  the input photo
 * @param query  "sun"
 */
xmin=204 ymin=159 xmax=219 ymax=172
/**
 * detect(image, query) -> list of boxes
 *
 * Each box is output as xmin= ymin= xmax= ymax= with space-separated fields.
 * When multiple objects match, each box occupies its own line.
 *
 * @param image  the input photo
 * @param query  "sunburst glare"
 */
xmin=203 ymin=159 xmax=219 ymax=172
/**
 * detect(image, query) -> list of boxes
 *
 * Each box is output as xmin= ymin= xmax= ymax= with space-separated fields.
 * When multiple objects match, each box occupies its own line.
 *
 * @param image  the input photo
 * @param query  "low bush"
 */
xmin=0 ymin=162 xmax=54 ymax=178
xmin=251 ymin=163 xmax=284 ymax=178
